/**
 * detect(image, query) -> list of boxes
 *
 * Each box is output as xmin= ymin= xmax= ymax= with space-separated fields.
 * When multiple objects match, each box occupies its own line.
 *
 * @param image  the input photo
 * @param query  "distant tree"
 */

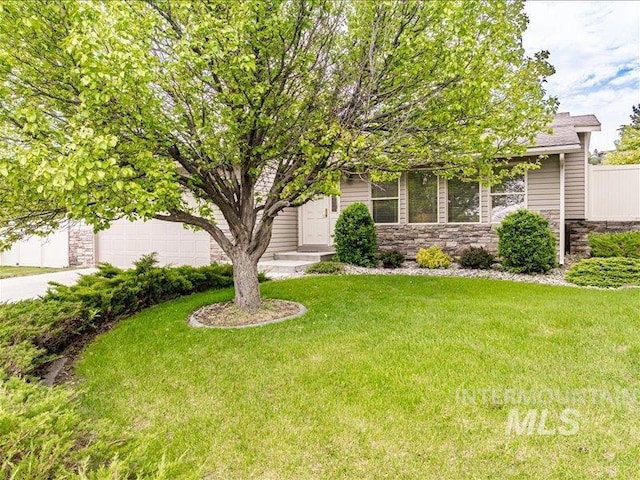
xmin=588 ymin=149 xmax=605 ymax=165
xmin=630 ymin=104 xmax=640 ymax=129
xmin=605 ymin=105 xmax=640 ymax=165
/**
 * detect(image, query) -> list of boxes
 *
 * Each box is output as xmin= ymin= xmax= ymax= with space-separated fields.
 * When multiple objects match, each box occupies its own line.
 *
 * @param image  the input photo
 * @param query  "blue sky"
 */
xmin=523 ymin=0 xmax=640 ymax=152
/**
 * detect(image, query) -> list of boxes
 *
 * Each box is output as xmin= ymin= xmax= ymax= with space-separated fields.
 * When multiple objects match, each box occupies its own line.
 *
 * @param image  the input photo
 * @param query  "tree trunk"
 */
xmin=231 ymin=250 xmax=261 ymax=313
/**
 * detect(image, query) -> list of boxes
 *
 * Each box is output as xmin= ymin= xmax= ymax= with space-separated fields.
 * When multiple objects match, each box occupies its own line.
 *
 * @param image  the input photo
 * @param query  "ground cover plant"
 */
xmin=566 ymin=257 xmax=640 ymax=288
xmin=305 ymin=261 xmax=345 ymax=275
xmin=76 ymin=275 xmax=640 ymax=478
xmin=0 ymin=374 xmax=179 ymax=479
xmin=588 ymin=231 xmax=640 ymax=259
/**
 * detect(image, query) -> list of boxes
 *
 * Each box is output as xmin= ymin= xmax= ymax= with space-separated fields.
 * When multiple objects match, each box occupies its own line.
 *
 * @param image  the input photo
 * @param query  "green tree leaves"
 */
xmin=0 ymin=0 xmax=557 ymax=308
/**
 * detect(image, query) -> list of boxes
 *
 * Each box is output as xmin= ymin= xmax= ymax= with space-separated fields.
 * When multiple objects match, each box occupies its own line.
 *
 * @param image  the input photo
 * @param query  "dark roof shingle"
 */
xmin=532 ymin=112 xmax=600 ymax=149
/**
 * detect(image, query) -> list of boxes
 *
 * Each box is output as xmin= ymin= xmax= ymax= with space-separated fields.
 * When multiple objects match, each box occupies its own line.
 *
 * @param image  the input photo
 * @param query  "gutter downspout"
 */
xmin=559 ymin=153 xmax=566 ymax=266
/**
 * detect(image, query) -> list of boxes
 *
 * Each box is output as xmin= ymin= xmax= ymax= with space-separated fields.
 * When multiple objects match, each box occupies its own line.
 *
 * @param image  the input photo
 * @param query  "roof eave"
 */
xmin=574 ymin=126 xmax=601 ymax=133
xmin=525 ymin=144 xmax=582 ymax=155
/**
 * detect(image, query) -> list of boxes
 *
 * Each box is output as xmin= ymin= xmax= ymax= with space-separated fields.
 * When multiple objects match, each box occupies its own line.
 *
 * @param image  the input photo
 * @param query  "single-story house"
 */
xmin=3 ymin=112 xmax=639 ymax=270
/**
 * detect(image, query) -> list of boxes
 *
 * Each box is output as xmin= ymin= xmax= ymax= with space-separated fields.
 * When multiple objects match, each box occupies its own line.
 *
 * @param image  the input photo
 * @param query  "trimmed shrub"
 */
xmin=588 ymin=231 xmax=640 ymax=259
xmin=0 ymin=254 xmax=243 ymax=378
xmin=458 ymin=247 xmax=495 ymax=269
xmin=0 ymin=374 xmax=177 ymax=478
xmin=0 ymin=254 xmax=225 ymax=479
xmin=45 ymin=255 xmax=238 ymax=319
xmin=305 ymin=261 xmax=345 ymax=274
xmin=334 ymin=202 xmax=378 ymax=267
xmin=565 ymin=257 xmax=640 ymax=288
xmin=378 ymin=250 xmax=406 ymax=269
xmin=0 ymin=301 xmax=85 ymax=376
xmin=416 ymin=246 xmax=452 ymax=269
xmin=497 ymin=209 xmax=556 ymax=273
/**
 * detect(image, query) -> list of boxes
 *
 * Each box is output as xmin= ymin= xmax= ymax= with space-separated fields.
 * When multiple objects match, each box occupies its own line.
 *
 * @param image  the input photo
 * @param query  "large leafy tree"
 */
xmin=606 ymin=104 xmax=640 ymax=165
xmin=0 ymin=0 xmax=556 ymax=312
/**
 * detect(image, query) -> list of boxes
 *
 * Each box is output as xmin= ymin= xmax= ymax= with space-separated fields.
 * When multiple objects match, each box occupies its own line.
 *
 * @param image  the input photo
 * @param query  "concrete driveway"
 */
xmin=0 ymin=268 xmax=97 ymax=303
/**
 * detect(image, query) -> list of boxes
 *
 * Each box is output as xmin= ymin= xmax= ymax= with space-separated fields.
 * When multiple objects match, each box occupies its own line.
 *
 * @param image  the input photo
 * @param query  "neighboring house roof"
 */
xmin=528 ymin=112 xmax=601 ymax=154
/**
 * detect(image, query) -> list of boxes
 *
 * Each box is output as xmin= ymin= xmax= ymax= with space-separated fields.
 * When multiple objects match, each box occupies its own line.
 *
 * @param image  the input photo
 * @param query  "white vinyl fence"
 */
xmin=588 ymin=164 xmax=640 ymax=221
xmin=0 ymin=228 xmax=69 ymax=268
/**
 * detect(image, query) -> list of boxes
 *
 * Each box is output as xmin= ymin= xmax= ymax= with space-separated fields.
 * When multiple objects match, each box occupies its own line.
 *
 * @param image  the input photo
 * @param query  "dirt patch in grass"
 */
xmin=190 ymin=299 xmax=305 ymax=328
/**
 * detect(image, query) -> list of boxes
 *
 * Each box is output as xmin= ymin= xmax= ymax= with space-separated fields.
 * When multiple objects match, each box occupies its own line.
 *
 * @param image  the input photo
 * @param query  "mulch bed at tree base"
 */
xmin=189 ymin=299 xmax=306 ymax=328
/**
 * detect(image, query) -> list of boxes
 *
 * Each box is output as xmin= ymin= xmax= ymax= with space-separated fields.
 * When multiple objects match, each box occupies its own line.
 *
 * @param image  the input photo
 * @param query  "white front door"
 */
xmin=300 ymin=196 xmax=340 ymax=246
xmin=300 ymin=197 xmax=330 ymax=246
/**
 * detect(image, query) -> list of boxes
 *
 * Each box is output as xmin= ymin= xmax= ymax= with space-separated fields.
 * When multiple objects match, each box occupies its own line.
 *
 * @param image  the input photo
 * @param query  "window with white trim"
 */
xmin=490 ymin=173 xmax=525 ymax=222
xmin=371 ymin=179 xmax=399 ymax=223
xmin=447 ymin=178 xmax=480 ymax=222
xmin=407 ymin=171 xmax=438 ymax=223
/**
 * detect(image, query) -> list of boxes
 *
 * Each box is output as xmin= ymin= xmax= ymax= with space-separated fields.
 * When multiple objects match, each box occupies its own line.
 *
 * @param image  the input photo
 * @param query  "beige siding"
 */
xmin=399 ymin=173 xmax=407 ymax=224
xmin=263 ymin=207 xmax=298 ymax=257
xmin=209 ymin=206 xmax=298 ymax=261
xmin=339 ymin=159 xmax=564 ymax=227
xmin=342 ymin=173 xmax=508 ymax=225
xmin=340 ymin=174 xmax=404 ymax=222
xmin=565 ymin=132 xmax=587 ymax=219
xmin=437 ymin=177 xmax=445 ymax=223
xmin=480 ymin=186 xmax=490 ymax=223
xmin=527 ymin=157 xmax=560 ymax=212
xmin=340 ymin=175 xmax=371 ymax=209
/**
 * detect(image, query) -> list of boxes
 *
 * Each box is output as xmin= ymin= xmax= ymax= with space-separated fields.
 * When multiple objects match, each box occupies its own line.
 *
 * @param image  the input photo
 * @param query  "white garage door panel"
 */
xmin=97 ymin=220 xmax=211 ymax=268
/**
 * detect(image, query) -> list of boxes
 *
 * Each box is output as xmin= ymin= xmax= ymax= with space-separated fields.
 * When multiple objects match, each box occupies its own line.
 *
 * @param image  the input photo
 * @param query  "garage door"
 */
xmin=0 ymin=228 xmax=69 ymax=268
xmin=97 ymin=220 xmax=211 ymax=268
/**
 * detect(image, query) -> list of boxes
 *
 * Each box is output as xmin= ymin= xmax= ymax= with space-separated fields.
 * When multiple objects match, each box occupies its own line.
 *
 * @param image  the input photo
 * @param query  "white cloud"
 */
xmin=523 ymin=0 xmax=640 ymax=151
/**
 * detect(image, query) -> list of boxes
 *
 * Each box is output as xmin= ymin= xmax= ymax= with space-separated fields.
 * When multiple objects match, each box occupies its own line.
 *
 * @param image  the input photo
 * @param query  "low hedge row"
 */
xmin=565 ymin=257 xmax=640 ymax=288
xmin=1 ymin=254 xmax=244 ymax=377
xmin=306 ymin=261 xmax=345 ymax=274
xmin=588 ymin=231 xmax=640 ymax=259
xmin=0 ymin=254 xmax=252 ymax=477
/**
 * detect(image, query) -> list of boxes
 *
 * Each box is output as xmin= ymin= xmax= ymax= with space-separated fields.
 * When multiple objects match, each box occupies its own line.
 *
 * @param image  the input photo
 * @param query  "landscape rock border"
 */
xmin=342 ymin=262 xmax=573 ymax=287
xmin=188 ymin=300 xmax=307 ymax=329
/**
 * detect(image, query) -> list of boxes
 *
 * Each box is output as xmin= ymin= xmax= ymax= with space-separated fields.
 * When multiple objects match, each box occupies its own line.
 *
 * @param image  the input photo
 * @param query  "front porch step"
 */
xmin=258 ymin=259 xmax=316 ymax=275
xmin=273 ymin=250 xmax=335 ymax=262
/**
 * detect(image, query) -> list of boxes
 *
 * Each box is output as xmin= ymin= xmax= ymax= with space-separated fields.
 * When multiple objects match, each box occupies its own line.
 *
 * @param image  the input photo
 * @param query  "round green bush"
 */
xmin=334 ymin=202 xmax=377 ymax=267
xmin=458 ymin=246 xmax=495 ymax=269
xmin=565 ymin=257 xmax=640 ymax=288
xmin=497 ymin=209 xmax=556 ymax=273
xmin=377 ymin=250 xmax=406 ymax=269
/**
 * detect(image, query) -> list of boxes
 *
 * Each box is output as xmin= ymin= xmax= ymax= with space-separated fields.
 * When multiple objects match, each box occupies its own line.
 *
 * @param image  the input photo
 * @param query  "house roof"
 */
xmin=530 ymin=112 xmax=601 ymax=152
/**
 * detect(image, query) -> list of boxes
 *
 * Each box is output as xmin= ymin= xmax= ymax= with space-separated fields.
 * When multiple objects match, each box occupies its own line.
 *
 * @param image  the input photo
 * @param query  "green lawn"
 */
xmin=76 ymin=276 xmax=640 ymax=478
xmin=0 ymin=265 xmax=68 ymax=279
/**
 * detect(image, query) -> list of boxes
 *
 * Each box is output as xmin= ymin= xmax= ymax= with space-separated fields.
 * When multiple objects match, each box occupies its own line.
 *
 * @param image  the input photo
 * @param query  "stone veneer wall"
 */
xmin=376 ymin=209 xmax=561 ymax=258
xmin=68 ymin=223 xmax=95 ymax=267
xmin=567 ymin=220 xmax=640 ymax=256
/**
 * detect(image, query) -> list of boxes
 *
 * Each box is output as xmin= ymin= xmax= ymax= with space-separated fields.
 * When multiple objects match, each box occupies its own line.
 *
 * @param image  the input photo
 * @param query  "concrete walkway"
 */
xmin=0 ymin=268 xmax=97 ymax=303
